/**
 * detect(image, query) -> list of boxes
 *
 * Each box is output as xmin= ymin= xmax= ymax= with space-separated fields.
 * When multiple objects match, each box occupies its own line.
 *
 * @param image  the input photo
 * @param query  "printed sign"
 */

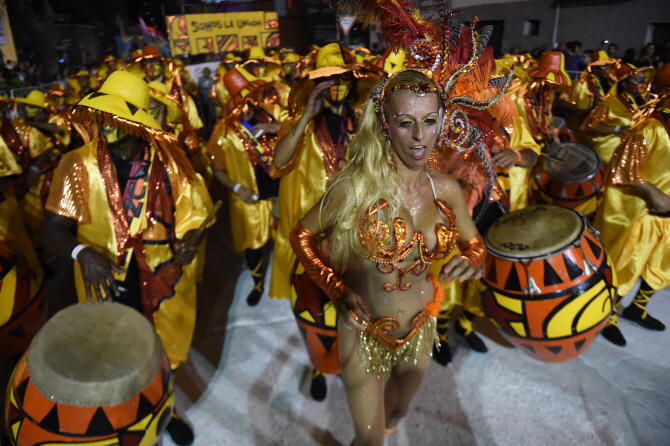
xmin=166 ymin=11 xmax=280 ymax=57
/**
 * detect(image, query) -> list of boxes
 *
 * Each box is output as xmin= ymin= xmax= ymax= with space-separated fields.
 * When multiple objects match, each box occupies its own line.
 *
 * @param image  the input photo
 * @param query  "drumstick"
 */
xmin=540 ymin=151 xmax=565 ymax=162
xmin=185 ymin=200 xmax=223 ymax=247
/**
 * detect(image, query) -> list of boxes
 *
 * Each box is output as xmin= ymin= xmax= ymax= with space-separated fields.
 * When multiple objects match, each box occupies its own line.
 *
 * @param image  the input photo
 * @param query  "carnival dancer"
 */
xmin=508 ymin=51 xmax=571 ymax=150
xmin=594 ymin=63 xmax=670 ymax=346
xmin=489 ymin=115 xmax=541 ymax=212
xmin=208 ymin=66 xmax=286 ymax=306
xmin=290 ymin=3 xmax=513 ymax=438
xmin=277 ymin=49 xmax=301 ymax=87
xmin=1 ymin=91 xmax=63 ymax=246
xmin=45 ymin=84 xmax=77 ymax=111
xmin=42 ymin=71 xmax=214 ymax=445
xmin=242 ymin=47 xmax=290 ymax=108
xmin=0 ymin=129 xmax=48 ymax=355
xmin=96 ymin=54 xmax=124 ymax=82
xmin=292 ymin=67 xmax=486 ymax=446
xmin=563 ymin=50 xmax=619 ymax=143
xmin=126 ymin=45 xmax=204 ymax=132
xmin=270 ymin=43 xmax=381 ymax=400
xmin=581 ymin=63 xmax=655 ymax=163
xmin=67 ymin=69 xmax=98 ymax=102
xmin=209 ymin=52 xmax=242 ymax=118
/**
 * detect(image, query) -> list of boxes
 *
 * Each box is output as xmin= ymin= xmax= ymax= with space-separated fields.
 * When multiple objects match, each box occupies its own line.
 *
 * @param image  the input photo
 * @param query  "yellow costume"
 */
xmin=581 ymin=92 xmax=642 ymax=164
xmin=47 ymin=71 xmax=213 ymax=368
xmin=492 ymin=115 xmax=542 ymax=211
xmin=46 ymin=138 xmax=212 ymax=367
xmin=126 ymin=45 xmax=204 ymax=130
xmin=580 ymin=64 xmax=654 ymax=163
xmin=269 ymin=114 xmax=332 ymax=299
xmin=2 ymin=114 xmax=54 ymax=245
xmin=594 ymin=113 xmax=670 ymax=296
xmin=208 ymin=104 xmax=286 ymax=253
xmin=0 ymin=135 xmax=47 ymax=355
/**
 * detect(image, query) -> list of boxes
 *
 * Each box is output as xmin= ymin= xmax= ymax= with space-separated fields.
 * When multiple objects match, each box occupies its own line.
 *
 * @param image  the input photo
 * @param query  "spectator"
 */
xmin=607 ymin=42 xmax=618 ymax=58
xmin=530 ymin=47 xmax=543 ymax=59
xmin=564 ymin=40 xmax=582 ymax=78
xmin=510 ymin=44 xmax=521 ymax=55
xmin=196 ymin=67 xmax=216 ymax=136
xmin=636 ymin=42 xmax=656 ymax=67
xmin=623 ymin=48 xmax=636 ymax=65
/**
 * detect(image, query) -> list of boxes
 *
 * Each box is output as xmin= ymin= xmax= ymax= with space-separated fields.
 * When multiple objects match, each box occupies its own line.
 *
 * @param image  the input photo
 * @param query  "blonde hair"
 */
xmin=322 ymin=70 xmax=439 ymax=269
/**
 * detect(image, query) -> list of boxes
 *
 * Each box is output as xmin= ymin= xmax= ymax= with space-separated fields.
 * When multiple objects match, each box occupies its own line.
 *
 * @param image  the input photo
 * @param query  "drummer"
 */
xmin=507 ymin=51 xmax=572 ymax=150
xmin=594 ymin=63 xmax=670 ymax=346
xmin=207 ymin=66 xmax=286 ymax=306
xmin=42 ymin=71 xmax=214 ymax=445
xmin=563 ymin=50 xmax=619 ymax=143
xmin=0 ymin=127 xmax=47 ymax=354
xmin=580 ymin=63 xmax=654 ymax=163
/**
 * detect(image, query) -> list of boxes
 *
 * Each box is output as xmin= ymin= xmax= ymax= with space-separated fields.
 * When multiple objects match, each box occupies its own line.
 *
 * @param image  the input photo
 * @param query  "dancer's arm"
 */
xmin=434 ymin=173 xmax=487 ymax=282
xmin=273 ymin=81 xmax=332 ymax=169
xmin=290 ymin=194 xmax=371 ymax=323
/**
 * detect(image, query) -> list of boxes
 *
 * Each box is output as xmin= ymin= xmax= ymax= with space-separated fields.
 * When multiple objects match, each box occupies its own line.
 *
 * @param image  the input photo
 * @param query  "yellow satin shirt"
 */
xmin=581 ymin=92 xmax=639 ymax=164
xmin=594 ymin=114 xmax=670 ymax=295
xmin=46 ymin=138 xmax=213 ymax=367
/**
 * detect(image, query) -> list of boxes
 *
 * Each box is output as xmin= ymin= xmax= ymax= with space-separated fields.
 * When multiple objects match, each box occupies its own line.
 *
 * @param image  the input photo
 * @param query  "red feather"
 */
xmin=360 ymin=0 xmax=439 ymax=49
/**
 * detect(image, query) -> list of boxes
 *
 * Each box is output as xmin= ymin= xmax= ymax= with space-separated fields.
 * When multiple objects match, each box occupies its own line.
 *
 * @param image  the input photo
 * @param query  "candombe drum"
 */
xmin=0 ymin=240 xmax=48 ymax=356
xmin=292 ymin=272 xmax=340 ymax=374
xmin=530 ymin=142 xmax=604 ymax=216
xmin=480 ymin=205 xmax=617 ymax=362
xmin=5 ymin=302 xmax=174 ymax=445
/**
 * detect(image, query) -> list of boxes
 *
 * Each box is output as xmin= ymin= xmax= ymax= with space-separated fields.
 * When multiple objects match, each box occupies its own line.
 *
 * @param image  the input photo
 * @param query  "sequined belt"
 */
xmin=350 ymin=274 xmax=444 ymax=375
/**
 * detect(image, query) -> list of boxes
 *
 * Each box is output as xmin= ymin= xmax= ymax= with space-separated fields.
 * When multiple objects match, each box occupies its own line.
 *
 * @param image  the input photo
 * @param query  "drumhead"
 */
xmin=545 ymin=142 xmax=600 ymax=184
xmin=26 ymin=302 xmax=163 ymax=406
xmin=485 ymin=205 xmax=585 ymax=260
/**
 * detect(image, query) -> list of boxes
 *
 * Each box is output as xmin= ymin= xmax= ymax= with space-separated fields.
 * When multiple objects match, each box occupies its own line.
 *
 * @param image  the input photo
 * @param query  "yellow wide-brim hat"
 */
xmin=14 ymin=90 xmax=48 ymax=109
xmin=68 ymin=70 xmax=99 ymax=92
xmin=75 ymin=71 xmax=160 ymax=129
xmin=309 ymin=43 xmax=361 ymax=80
xmin=148 ymin=80 xmax=182 ymax=123
xmin=247 ymin=47 xmax=266 ymax=61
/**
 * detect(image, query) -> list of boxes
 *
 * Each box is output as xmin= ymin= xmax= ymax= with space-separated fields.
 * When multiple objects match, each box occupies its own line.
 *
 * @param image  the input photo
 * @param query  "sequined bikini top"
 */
xmin=357 ymin=174 xmax=459 ymax=292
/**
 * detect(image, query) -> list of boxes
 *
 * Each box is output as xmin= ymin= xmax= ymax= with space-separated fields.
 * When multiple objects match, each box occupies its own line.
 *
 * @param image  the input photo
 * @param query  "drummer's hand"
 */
xmin=77 ymin=248 xmax=125 ymax=303
xmin=334 ymin=287 xmax=371 ymax=331
xmin=173 ymin=239 xmax=198 ymax=266
xmin=439 ymin=256 xmax=480 ymax=283
xmin=490 ymin=148 xmax=519 ymax=169
xmin=25 ymin=168 xmax=41 ymax=187
xmin=236 ymin=185 xmax=257 ymax=203
xmin=650 ymin=191 xmax=670 ymax=214
xmin=251 ymin=122 xmax=281 ymax=135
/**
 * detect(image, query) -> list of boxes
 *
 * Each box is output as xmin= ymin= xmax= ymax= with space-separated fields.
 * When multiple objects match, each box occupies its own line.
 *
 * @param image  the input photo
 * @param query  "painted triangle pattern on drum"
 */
xmin=504 ymin=264 xmax=522 ymax=292
xmin=543 ymin=260 xmax=564 ymax=287
xmin=563 ymin=253 xmax=584 ymax=281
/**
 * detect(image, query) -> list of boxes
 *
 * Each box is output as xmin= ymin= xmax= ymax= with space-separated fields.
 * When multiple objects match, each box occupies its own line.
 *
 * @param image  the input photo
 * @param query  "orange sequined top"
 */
xmin=358 ymin=175 xmax=459 ymax=291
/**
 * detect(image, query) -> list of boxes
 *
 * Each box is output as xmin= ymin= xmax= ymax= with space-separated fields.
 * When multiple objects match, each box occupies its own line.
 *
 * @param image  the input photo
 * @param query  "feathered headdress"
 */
xmin=341 ymin=0 xmax=516 ymax=216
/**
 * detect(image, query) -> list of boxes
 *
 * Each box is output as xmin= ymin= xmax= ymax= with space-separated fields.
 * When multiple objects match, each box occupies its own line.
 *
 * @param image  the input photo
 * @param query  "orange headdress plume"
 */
xmin=343 ymin=0 xmax=517 ymax=219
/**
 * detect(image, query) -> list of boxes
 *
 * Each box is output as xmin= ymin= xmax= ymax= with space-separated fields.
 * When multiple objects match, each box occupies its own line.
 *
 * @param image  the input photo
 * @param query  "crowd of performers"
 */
xmin=1 ymin=3 xmax=669 ymax=446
